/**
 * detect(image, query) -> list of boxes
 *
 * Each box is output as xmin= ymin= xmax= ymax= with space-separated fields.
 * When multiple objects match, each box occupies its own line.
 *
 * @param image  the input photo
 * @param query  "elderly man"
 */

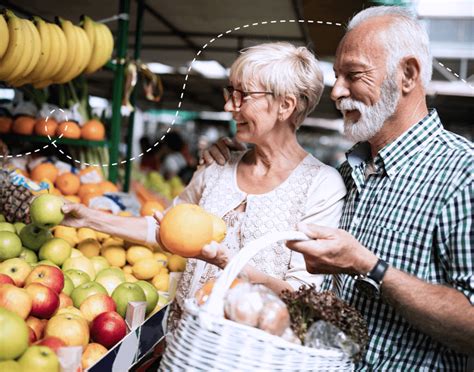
xmin=203 ymin=6 xmax=473 ymax=371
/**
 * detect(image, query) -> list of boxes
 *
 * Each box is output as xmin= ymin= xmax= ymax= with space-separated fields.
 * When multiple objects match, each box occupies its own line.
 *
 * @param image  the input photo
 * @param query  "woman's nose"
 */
xmin=224 ymin=98 xmax=238 ymax=112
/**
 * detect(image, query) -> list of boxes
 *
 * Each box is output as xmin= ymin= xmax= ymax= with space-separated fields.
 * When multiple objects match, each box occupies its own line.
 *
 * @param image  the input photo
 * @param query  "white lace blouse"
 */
xmin=170 ymin=151 xmax=347 ymax=311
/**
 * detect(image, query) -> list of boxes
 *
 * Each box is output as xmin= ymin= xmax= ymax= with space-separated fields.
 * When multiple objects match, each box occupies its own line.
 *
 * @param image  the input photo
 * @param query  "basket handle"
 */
xmin=202 ymin=230 xmax=309 ymax=317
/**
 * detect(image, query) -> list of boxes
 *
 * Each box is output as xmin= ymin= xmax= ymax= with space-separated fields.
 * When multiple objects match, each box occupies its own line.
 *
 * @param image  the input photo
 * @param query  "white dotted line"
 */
xmin=2 ymin=19 xmax=472 ymax=166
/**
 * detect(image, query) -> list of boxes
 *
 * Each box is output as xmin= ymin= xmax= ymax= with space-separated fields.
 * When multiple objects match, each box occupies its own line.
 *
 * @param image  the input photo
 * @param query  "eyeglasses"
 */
xmin=223 ymin=86 xmax=274 ymax=108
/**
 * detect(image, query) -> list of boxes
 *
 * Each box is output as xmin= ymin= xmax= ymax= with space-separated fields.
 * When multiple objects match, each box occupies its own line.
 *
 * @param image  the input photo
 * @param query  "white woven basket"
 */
xmin=160 ymin=231 xmax=354 ymax=371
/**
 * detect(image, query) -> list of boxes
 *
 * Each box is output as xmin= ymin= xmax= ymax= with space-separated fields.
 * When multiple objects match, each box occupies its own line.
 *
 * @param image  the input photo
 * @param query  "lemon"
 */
xmin=54 ymin=226 xmax=78 ymax=247
xmin=132 ymin=259 xmax=161 ymax=280
xmin=101 ymin=245 xmax=126 ymax=267
xmin=167 ymin=255 xmax=186 ymax=272
xmin=153 ymin=252 xmax=168 ymax=267
xmin=69 ymin=248 xmax=84 ymax=258
xmin=77 ymin=228 xmax=97 ymax=242
xmin=158 ymin=266 xmax=169 ymax=275
xmin=151 ymin=273 xmax=169 ymax=291
xmin=126 ymin=246 xmax=153 ymax=265
xmin=122 ymin=265 xmax=133 ymax=274
xmin=124 ymin=273 xmax=138 ymax=282
xmin=77 ymin=238 xmax=101 ymax=258
xmin=102 ymin=237 xmax=124 ymax=248
xmin=95 ymin=231 xmax=110 ymax=242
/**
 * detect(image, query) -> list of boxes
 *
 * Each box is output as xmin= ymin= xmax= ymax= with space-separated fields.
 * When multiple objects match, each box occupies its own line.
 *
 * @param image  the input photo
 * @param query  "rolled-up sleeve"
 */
xmin=284 ymin=166 xmax=347 ymax=290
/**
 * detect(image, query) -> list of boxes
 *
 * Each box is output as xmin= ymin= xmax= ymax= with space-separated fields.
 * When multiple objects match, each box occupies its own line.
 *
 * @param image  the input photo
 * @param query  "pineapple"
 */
xmin=0 ymin=170 xmax=34 ymax=224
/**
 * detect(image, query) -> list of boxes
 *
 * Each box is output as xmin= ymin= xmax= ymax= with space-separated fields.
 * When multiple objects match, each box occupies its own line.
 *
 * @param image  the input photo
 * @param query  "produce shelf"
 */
xmin=1 ymin=133 xmax=108 ymax=148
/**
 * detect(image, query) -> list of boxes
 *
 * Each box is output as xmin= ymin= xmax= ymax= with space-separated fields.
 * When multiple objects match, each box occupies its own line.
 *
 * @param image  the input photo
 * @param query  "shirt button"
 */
xmin=353 ymin=216 xmax=361 ymax=227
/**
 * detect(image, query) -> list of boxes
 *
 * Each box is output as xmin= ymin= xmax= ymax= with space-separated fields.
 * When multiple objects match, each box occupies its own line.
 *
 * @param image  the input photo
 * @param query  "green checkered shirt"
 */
xmin=323 ymin=110 xmax=473 ymax=371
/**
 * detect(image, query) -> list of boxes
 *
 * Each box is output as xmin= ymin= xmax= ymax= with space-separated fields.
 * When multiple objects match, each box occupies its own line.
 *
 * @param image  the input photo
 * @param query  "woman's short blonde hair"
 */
xmin=229 ymin=42 xmax=324 ymax=129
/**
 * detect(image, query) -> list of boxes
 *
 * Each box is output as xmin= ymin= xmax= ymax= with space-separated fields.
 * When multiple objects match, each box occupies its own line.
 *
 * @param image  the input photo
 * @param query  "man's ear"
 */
xmin=279 ymin=95 xmax=297 ymax=121
xmin=401 ymin=57 xmax=421 ymax=94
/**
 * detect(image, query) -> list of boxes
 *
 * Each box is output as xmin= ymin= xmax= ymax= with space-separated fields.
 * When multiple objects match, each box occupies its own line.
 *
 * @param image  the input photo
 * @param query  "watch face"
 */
xmin=354 ymin=278 xmax=379 ymax=299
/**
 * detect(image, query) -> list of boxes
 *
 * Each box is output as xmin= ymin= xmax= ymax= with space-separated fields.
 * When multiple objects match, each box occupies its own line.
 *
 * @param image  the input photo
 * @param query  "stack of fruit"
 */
xmin=0 ymin=10 xmax=114 ymax=88
xmin=0 ymin=115 xmax=106 ymax=141
xmin=143 ymin=171 xmax=185 ymax=200
xmin=0 ymin=193 xmax=184 ymax=370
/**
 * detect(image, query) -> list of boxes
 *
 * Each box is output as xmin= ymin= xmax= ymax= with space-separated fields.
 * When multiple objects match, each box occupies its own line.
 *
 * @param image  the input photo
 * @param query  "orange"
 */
xmin=55 ymin=172 xmax=81 ymax=195
xmin=99 ymin=181 xmax=118 ymax=194
xmin=140 ymin=201 xmax=165 ymax=216
xmin=78 ymin=183 xmax=101 ymax=200
xmin=82 ymin=191 xmax=103 ymax=206
xmin=30 ymin=163 xmax=58 ymax=183
xmin=159 ymin=204 xmax=215 ymax=257
xmin=64 ymin=195 xmax=81 ymax=203
xmin=0 ymin=117 xmax=12 ymax=133
xmin=34 ymin=118 xmax=58 ymax=137
xmin=81 ymin=120 xmax=105 ymax=141
xmin=57 ymin=121 xmax=81 ymax=139
xmin=12 ymin=116 xmax=36 ymax=135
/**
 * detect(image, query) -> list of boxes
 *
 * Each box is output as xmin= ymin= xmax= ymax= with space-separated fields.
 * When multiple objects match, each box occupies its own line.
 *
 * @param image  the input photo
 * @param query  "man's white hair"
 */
xmin=229 ymin=42 xmax=324 ymax=128
xmin=347 ymin=6 xmax=432 ymax=89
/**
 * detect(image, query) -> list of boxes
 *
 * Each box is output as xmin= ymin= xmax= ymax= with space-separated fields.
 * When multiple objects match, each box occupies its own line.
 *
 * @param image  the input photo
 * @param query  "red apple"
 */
xmin=45 ymin=313 xmax=90 ymax=348
xmin=0 ymin=283 xmax=32 ymax=319
xmin=90 ymin=311 xmax=127 ymax=349
xmin=80 ymin=293 xmax=116 ymax=323
xmin=35 ymin=336 xmax=67 ymax=355
xmin=57 ymin=292 xmax=73 ymax=312
xmin=26 ymin=316 xmax=48 ymax=340
xmin=0 ymin=258 xmax=32 ymax=287
xmin=25 ymin=265 xmax=64 ymax=294
xmin=28 ymin=326 xmax=37 ymax=344
xmin=25 ymin=283 xmax=60 ymax=319
xmin=0 ymin=273 xmax=14 ymax=285
xmin=81 ymin=343 xmax=108 ymax=370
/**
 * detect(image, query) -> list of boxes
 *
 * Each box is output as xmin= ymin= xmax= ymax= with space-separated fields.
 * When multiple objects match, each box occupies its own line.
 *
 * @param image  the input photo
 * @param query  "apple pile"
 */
xmin=0 ymin=193 xmax=185 ymax=370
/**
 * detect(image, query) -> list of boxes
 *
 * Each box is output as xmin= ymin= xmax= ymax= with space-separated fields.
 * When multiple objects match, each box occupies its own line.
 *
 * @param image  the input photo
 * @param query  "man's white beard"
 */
xmin=336 ymin=76 xmax=400 ymax=143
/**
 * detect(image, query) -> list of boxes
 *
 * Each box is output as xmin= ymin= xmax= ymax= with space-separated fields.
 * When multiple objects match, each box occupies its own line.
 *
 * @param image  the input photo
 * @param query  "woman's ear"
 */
xmin=401 ymin=57 xmax=421 ymax=94
xmin=278 ymin=95 xmax=297 ymax=121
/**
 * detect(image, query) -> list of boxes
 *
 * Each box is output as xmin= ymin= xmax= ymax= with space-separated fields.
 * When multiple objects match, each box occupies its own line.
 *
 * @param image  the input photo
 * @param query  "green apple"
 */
xmin=35 ymin=260 xmax=59 ymax=268
xmin=64 ymin=269 xmax=91 ymax=288
xmin=0 ymin=231 xmax=22 ymax=260
xmin=69 ymin=248 xmax=83 ymax=258
xmin=14 ymin=222 xmax=26 ymax=235
xmin=62 ymin=256 xmax=96 ymax=280
xmin=0 ymin=360 xmax=21 ymax=371
xmin=39 ymin=238 xmax=71 ymax=266
xmin=111 ymin=282 xmax=146 ymax=318
xmin=0 ymin=214 xmax=5 ymax=222
xmin=19 ymin=224 xmax=52 ymax=251
xmin=19 ymin=248 xmax=38 ymax=264
xmin=95 ymin=267 xmax=125 ymax=295
xmin=0 ymin=222 xmax=16 ymax=233
xmin=90 ymin=256 xmax=110 ymax=275
xmin=136 ymin=280 xmax=159 ymax=315
xmin=71 ymin=281 xmax=107 ymax=308
xmin=30 ymin=194 xmax=64 ymax=229
xmin=0 ymin=307 xmax=29 ymax=360
xmin=0 ymin=258 xmax=32 ymax=287
xmin=18 ymin=345 xmax=59 ymax=372
xmin=62 ymin=274 xmax=74 ymax=296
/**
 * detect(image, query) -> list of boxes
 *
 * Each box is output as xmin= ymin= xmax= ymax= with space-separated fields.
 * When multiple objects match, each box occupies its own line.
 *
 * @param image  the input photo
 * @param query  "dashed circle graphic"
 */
xmin=2 ymin=19 xmax=472 ymax=165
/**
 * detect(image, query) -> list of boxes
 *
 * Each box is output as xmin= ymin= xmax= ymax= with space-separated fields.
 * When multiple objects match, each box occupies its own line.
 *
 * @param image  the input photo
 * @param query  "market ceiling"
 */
xmin=1 ymin=0 xmax=472 ymax=125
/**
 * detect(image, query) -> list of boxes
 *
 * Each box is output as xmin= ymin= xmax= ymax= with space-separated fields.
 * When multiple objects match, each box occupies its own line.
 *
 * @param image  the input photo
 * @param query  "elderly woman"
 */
xmin=62 ymin=42 xmax=346 ymax=328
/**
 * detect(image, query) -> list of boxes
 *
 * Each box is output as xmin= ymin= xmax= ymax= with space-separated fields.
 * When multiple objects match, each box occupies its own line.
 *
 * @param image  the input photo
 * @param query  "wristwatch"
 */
xmin=354 ymin=258 xmax=389 ymax=298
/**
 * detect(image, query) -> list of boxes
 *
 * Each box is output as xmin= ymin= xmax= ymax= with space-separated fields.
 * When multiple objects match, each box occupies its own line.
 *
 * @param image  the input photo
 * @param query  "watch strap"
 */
xmin=367 ymin=259 xmax=389 ymax=284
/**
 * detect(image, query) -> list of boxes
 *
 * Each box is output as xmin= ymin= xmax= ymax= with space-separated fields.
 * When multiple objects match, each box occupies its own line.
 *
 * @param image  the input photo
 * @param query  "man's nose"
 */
xmin=330 ymin=77 xmax=350 ymax=102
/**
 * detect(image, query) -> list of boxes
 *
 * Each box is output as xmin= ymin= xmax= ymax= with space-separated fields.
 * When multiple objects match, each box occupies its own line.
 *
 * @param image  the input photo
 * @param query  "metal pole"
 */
xmin=123 ymin=0 xmax=145 ymax=192
xmin=108 ymin=0 xmax=130 ymax=183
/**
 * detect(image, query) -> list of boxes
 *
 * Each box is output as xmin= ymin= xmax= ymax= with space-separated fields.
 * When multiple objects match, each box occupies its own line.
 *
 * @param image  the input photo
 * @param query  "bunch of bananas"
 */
xmin=0 ymin=10 xmax=114 ymax=88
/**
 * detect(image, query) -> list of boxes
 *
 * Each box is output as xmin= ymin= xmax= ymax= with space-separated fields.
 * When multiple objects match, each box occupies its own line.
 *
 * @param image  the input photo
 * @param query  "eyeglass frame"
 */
xmin=223 ymin=86 xmax=274 ymax=108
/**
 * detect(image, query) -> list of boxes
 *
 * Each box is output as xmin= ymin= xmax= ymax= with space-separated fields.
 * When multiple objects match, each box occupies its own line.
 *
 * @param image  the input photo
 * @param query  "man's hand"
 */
xmin=61 ymin=203 xmax=91 ymax=229
xmin=195 ymin=241 xmax=231 ymax=269
xmin=200 ymin=137 xmax=246 ymax=166
xmin=287 ymin=223 xmax=378 ymax=275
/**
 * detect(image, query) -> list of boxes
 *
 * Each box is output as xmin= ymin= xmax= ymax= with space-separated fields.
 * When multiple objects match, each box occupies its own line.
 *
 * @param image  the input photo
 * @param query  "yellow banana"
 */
xmin=48 ymin=23 xmax=68 ymax=78
xmin=17 ymin=18 xmax=42 ymax=83
xmin=0 ymin=14 xmax=9 ymax=59
xmin=19 ymin=17 xmax=51 ymax=84
xmin=84 ymin=20 xmax=104 ymax=74
xmin=76 ymin=25 xmax=92 ymax=75
xmin=8 ymin=18 xmax=36 ymax=84
xmin=33 ymin=21 xmax=58 ymax=83
xmin=0 ymin=11 xmax=27 ymax=81
xmin=100 ymin=23 xmax=114 ymax=65
xmin=81 ymin=15 xmax=95 ymax=48
xmin=52 ymin=18 xmax=79 ymax=84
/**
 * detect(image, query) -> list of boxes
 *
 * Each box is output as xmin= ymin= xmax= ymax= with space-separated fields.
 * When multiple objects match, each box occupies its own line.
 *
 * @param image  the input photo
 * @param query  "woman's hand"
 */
xmin=196 ymin=241 xmax=231 ymax=269
xmin=153 ymin=211 xmax=167 ymax=249
xmin=61 ymin=203 xmax=93 ymax=229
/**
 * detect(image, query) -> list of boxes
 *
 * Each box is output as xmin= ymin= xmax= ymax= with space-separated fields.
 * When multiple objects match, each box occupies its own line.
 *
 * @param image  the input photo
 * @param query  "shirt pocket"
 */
xmin=367 ymin=225 xmax=432 ymax=277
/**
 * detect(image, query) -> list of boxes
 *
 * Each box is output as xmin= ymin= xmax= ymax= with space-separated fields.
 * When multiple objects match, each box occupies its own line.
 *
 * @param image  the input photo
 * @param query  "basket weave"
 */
xmin=160 ymin=231 xmax=354 ymax=371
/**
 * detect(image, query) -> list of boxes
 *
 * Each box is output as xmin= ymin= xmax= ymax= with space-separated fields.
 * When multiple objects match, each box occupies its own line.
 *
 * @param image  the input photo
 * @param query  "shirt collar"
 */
xmin=346 ymin=109 xmax=443 ymax=179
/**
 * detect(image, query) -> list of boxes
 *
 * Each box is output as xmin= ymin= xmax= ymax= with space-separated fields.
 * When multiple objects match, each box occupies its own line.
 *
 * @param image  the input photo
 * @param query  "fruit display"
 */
xmin=0 ymin=9 xmax=114 ymax=88
xmin=0 ymin=193 xmax=182 ymax=369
